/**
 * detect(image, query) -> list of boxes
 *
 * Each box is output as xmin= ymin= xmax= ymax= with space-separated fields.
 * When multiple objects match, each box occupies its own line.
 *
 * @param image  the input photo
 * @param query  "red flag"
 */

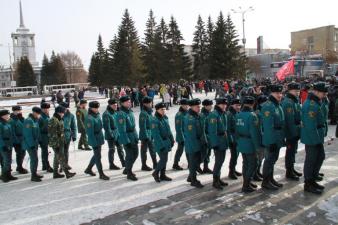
xmin=276 ymin=59 xmax=295 ymax=81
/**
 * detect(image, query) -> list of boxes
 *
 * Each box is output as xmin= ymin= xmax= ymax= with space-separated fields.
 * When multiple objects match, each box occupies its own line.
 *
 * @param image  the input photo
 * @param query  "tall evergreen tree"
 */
xmin=88 ymin=35 xmax=108 ymax=86
xmin=192 ymin=15 xmax=208 ymax=80
xmin=40 ymin=54 xmax=50 ymax=87
xmin=16 ymin=57 xmax=36 ymax=86
xmin=49 ymin=52 xmax=67 ymax=84
xmin=88 ymin=54 xmax=101 ymax=86
xmin=112 ymin=9 xmax=144 ymax=85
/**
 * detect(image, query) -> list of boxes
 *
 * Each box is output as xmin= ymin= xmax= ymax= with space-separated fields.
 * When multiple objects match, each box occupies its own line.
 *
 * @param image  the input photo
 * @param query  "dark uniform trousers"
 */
xmin=242 ymin=153 xmax=257 ymax=181
xmin=285 ymin=138 xmax=298 ymax=169
xmin=156 ymin=150 xmax=168 ymax=172
xmin=40 ymin=144 xmax=49 ymax=168
xmin=107 ymin=140 xmax=125 ymax=167
xmin=79 ymin=132 xmax=89 ymax=148
xmin=213 ymin=149 xmax=226 ymax=177
xmin=13 ymin=144 xmax=26 ymax=169
xmin=27 ymin=147 xmax=39 ymax=174
xmin=263 ymin=144 xmax=280 ymax=178
xmin=141 ymin=139 xmax=157 ymax=166
xmin=0 ymin=147 xmax=11 ymax=173
xmin=88 ymin=146 xmax=103 ymax=171
xmin=188 ymin=152 xmax=200 ymax=178
xmin=229 ymin=142 xmax=239 ymax=171
xmin=124 ymin=143 xmax=139 ymax=171
xmin=304 ymin=144 xmax=325 ymax=181
xmin=53 ymin=147 xmax=68 ymax=172
xmin=64 ymin=142 xmax=70 ymax=166
xmin=202 ymin=147 xmax=211 ymax=167
xmin=174 ymin=142 xmax=185 ymax=165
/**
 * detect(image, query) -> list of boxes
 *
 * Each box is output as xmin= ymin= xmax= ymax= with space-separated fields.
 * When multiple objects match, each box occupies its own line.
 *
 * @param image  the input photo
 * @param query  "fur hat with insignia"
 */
xmin=12 ymin=105 xmax=22 ymax=111
xmin=180 ymin=98 xmax=189 ymax=105
xmin=313 ymin=82 xmax=328 ymax=93
xmin=269 ymin=84 xmax=283 ymax=93
xmin=142 ymin=96 xmax=152 ymax=104
xmin=89 ymin=101 xmax=100 ymax=109
xmin=202 ymin=99 xmax=213 ymax=106
xmin=0 ymin=109 xmax=10 ymax=117
xmin=242 ymin=96 xmax=255 ymax=105
xmin=108 ymin=98 xmax=118 ymax=105
xmin=59 ymin=102 xmax=70 ymax=108
xmin=40 ymin=102 xmax=51 ymax=109
xmin=119 ymin=95 xmax=131 ymax=103
xmin=189 ymin=98 xmax=201 ymax=106
xmin=215 ymin=98 xmax=227 ymax=105
xmin=32 ymin=107 xmax=42 ymax=114
xmin=155 ymin=102 xmax=166 ymax=110
xmin=55 ymin=106 xmax=66 ymax=114
xmin=287 ymin=82 xmax=301 ymax=90
xmin=79 ymin=99 xmax=87 ymax=105
xmin=230 ymin=98 xmax=241 ymax=105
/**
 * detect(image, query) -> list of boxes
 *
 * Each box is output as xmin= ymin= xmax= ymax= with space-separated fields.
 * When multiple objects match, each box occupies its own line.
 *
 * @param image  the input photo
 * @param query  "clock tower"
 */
xmin=11 ymin=1 xmax=38 ymax=66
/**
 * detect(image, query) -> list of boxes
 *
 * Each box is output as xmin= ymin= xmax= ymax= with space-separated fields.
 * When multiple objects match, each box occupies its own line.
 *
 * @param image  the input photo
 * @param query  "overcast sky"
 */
xmin=0 ymin=0 xmax=337 ymax=68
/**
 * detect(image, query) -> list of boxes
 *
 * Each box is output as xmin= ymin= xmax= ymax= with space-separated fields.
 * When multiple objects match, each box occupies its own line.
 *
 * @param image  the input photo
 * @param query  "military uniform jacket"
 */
xmin=235 ymin=106 xmax=261 ymax=153
xmin=9 ymin=113 xmax=24 ymax=145
xmin=139 ymin=107 xmax=153 ymax=141
xmin=85 ymin=110 xmax=105 ymax=147
xmin=183 ymin=109 xmax=207 ymax=154
xmin=281 ymin=93 xmax=301 ymax=141
xmin=76 ymin=107 xmax=86 ymax=134
xmin=260 ymin=95 xmax=285 ymax=147
xmin=63 ymin=112 xmax=77 ymax=143
xmin=175 ymin=108 xmax=187 ymax=143
xmin=151 ymin=112 xmax=174 ymax=153
xmin=321 ymin=97 xmax=329 ymax=137
xmin=226 ymin=107 xmax=237 ymax=144
xmin=48 ymin=115 xmax=65 ymax=149
xmin=102 ymin=107 xmax=119 ymax=141
xmin=22 ymin=114 xmax=40 ymax=150
xmin=116 ymin=106 xmax=138 ymax=145
xmin=38 ymin=112 xmax=49 ymax=146
xmin=0 ymin=119 xmax=13 ymax=149
xmin=301 ymin=93 xmax=326 ymax=145
xmin=206 ymin=106 xmax=229 ymax=150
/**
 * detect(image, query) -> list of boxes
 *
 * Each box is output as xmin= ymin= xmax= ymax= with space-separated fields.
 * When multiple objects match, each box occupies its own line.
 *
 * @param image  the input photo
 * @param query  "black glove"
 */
xmin=72 ymin=137 xmax=77 ymax=142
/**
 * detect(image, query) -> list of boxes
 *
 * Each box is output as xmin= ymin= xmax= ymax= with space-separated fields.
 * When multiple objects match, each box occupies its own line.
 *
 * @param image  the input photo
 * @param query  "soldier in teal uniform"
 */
xmin=139 ymin=96 xmax=157 ymax=171
xmin=173 ymin=99 xmax=189 ymax=170
xmin=0 ymin=109 xmax=18 ymax=182
xmin=253 ymin=95 xmax=268 ymax=182
xmin=48 ymin=106 xmax=76 ymax=179
xmin=116 ymin=96 xmax=139 ymax=181
xmin=9 ymin=106 xmax=28 ymax=174
xmin=281 ymin=82 xmax=302 ymax=181
xmin=59 ymin=102 xmax=77 ymax=170
xmin=227 ymin=98 xmax=242 ymax=180
xmin=183 ymin=98 xmax=205 ymax=188
xmin=200 ymin=99 xmax=213 ymax=174
xmin=236 ymin=96 xmax=261 ymax=193
xmin=23 ymin=107 xmax=43 ymax=182
xmin=76 ymin=99 xmax=91 ymax=151
xmin=207 ymin=98 xmax=229 ymax=190
xmin=39 ymin=102 xmax=53 ymax=172
xmin=84 ymin=101 xmax=109 ymax=180
xmin=301 ymin=82 xmax=328 ymax=194
xmin=103 ymin=99 xmax=125 ymax=170
xmin=261 ymin=84 xmax=285 ymax=190
xmin=151 ymin=102 xmax=174 ymax=183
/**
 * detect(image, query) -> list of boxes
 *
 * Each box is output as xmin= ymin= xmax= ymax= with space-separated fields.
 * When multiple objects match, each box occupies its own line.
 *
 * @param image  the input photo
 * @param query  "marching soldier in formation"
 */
xmin=84 ymin=101 xmax=109 ymax=180
xmin=227 ymin=98 xmax=242 ymax=180
xmin=103 ymin=98 xmax=125 ymax=170
xmin=207 ymin=98 xmax=229 ymax=190
xmin=59 ymin=102 xmax=77 ymax=170
xmin=10 ymin=106 xmax=28 ymax=174
xmin=281 ymin=82 xmax=302 ymax=181
xmin=48 ymin=106 xmax=76 ymax=179
xmin=76 ymin=99 xmax=91 ymax=151
xmin=261 ymin=84 xmax=285 ymax=190
xmin=173 ymin=98 xmax=189 ymax=171
xmin=139 ymin=96 xmax=157 ymax=171
xmin=116 ymin=96 xmax=139 ymax=181
xmin=235 ymin=96 xmax=261 ymax=193
xmin=200 ymin=99 xmax=214 ymax=174
xmin=183 ymin=98 xmax=206 ymax=188
xmin=39 ymin=102 xmax=53 ymax=172
xmin=23 ymin=107 xmax=44 ymax=182
xmin=151 ymin=102 xmax=174 ymax=183
xmin=0 ymin=109 xmax=18 ymax=182
xmin=301 ymin=82 xmax=328 ymax=194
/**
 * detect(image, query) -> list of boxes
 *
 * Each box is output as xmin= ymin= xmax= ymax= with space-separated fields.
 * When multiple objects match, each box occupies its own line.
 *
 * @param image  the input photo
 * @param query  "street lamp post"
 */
xmin=0 ymin=43 xmax=15 ymax=85
xmin=231 ymin=6 xmax=254 ymax=54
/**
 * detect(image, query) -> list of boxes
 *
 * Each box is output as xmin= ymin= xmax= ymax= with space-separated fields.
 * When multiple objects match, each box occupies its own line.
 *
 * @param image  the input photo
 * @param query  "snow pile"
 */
xmin=318 ymin=194 xmax=338 ymax=223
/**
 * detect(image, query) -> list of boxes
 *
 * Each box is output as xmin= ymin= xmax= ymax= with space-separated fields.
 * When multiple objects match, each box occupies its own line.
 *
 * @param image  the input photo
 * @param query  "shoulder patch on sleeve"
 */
xmin=308 ymin=111 xmax=316 ymax=118
xmin=264 ymin=111 xmax=270 ymax=117
xmin=119 ymin=118 xmax=124 ymax=124
xmin=287 ymin=107 xmax=293 ymax=113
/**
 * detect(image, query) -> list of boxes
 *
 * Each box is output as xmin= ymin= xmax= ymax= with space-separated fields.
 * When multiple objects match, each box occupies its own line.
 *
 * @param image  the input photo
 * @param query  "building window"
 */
xmin=2 ymin=82 xmax=5 ymax=87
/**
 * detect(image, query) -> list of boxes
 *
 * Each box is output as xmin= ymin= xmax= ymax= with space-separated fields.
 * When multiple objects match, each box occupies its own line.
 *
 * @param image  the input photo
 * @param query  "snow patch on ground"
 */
xmin=245 ymin=212 xmax=265 ymax=223
xmin=318 ymin=194 xmax=338 ymax=223
xmin=184 ymin=208 xmax=205 ymax=216
xmin=306 ymin=211 xmax=316 ymax=218
xmin=142 ymin=219 xmax=156 ymax=225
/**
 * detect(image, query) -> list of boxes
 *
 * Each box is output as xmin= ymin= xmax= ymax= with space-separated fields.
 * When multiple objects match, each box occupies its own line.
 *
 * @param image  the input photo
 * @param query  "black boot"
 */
xmin=261 ymin=176 xmax=278 ymax=190
xmin=312 ymin=180 xmax=325 ymax=190
xmin=250 ymin=182 xmax=258 ymax=189
xmin=318 ymin=172 xmax=324 ymax=177
xmin=152 ymin=162 xmax=158 ymax=170
xmin=99 ymin=170 xmax=109 ymax=180
xmin=191 ymin=176 xmax=204 ymax=188
xmin=141 ymin=164 xmax=152 ymax=171
xmin=160 ymin=170 xmax=172 ymax=181
xmin=253 ymin=172 xmax=263 ymax=181
xmin=46 ymin=163 xmax=54 ymax=173
xmin=1 ymin=172 xmax=10 ymax=183
xmin=235 ymin=171 xmax=242 ymax=176
xmin=212 ymin=176 xmax=223 ymax=190
xmin=186 ymin=175 xmax=192 ymax=183
xmin=36 ymin=173 xmax=44 ymax=178
xmin=8 ymin=172 xmax=18 ymax=181
xmin=16 ymin=167 xmax=28 ymax=174
xmin=242 ymin=179 xmax=255 ymax=193
xmin=84 ymin=146 xmax=92 ymax=151
xmin=53 ymin=172 xmax=65 ymax=179
xmin=31 ymin=173 xmax=42 ymax=182
xmin=152 ymin=170 xmax=160 ymax=182
xmin=292 ymin=167 xmax=302 ymax=177
xmin=257 ymin=171 xmax=263 ymax=179
xmin=315 ymin=176 xmax=323 ymax=181
xmin=172 ymin=164 xmax=183 ymax=170
xmin=304 ymin=180 xmax=322 ymax=194
xmin=127 ymin=170 xmax=137 ymax=181
xmin=196 ymin=167 xmax=203 ymax=174
xmin=228 ymin=170 xmax=237 ymax=180
xmin=219 ymin=177 xmax=228 ymax=187
xmin=270 ymin=176 xmax=283 ymax=188
xmin=202 ymin=165 xmax=213 ymax=174
xmin=286 ymin=169 xmax=300 ymax=181
xmin=84 ymin=167 xmax=96 ymax=176
xmin=109 ymin=163 xmax=120 ymax=170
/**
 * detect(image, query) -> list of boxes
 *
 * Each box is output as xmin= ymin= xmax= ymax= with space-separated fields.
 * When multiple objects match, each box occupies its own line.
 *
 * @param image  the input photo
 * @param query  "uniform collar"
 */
xmin=286 ymin=92 xmax=299 ymax=103
xmin=269 ymin=95 xmax=280 ymax=106
xmin=179 ymin=107 xmax=187 ymax=113
xmin=201 ymin=107 xmax=210 ymax=115
xmin=53 ymin=113 xmax=63 ymax=121
xmin=214 ymin=105 xmax=225 ymax=114
xmin=228 ymin=106 xmax=237 ymax=114
xmin=155 ymin=111 xmax=166 ymax=119
xmin=188 ymin=109 xmax=199 ymax=117
xmin=241 ymin=106 xmax=252 ymax=112
xmin=143 ymin=106 xmax=153 ymax=114
xmin=308 ymin=92 xmax=321 ymax=104
xmin=121 ymin=106 xmax=132 ymax=113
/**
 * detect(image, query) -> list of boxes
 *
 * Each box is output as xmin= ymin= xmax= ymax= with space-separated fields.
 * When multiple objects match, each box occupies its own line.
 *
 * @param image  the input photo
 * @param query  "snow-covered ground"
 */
xmin=0 ymin=91 xmax=336 ymax=225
